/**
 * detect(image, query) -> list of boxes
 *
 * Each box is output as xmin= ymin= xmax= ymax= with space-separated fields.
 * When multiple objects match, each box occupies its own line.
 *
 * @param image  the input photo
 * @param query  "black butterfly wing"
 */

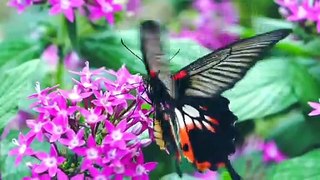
xmin=173 ymin=29 xmax=292 ymax=98
xmin=175 ymin=96 xmax=240 ymax=179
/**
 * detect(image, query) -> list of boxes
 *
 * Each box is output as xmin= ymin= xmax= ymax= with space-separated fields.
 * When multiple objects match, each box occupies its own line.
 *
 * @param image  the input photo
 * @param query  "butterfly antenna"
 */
xmin=169 ymin=49 xmax=180 ymax=61
xmin=121 ymin=39 xmax=143 ymax=62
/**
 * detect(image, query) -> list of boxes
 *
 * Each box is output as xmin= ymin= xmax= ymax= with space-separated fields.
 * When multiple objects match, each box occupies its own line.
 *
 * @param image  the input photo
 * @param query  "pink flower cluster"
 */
xmin=175 ymin=0 xmax=238 ymax=50
xmin=275 ymin=0 xmax=320 ymax=33
xmin=7 ymin=0 xmax=125 ymax=24
xmin=9 ymin=62 xmax=157 ymax=179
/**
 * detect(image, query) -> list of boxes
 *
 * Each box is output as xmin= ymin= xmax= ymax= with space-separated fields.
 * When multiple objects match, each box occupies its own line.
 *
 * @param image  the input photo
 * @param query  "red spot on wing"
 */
xmin=179 ymin=128 xmax=195 ymax=162
xmin=195 ymin=161 xmax=212 ymax=171
xmin=209 ymin=117 xmax=220 ymax=125
xmin=173 ymin=70 xmax=188 ymax=80
xmin=150 ymin=70 xmax=157 ymax=77
xmin=199 ymin=106 xmax=208 ymax=111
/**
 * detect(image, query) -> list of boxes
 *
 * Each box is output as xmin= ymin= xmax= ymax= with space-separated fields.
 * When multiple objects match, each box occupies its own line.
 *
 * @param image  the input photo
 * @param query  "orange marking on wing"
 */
xmin=195 ymin=161 xmax=212 ymax=171
xmin=173 ymin=70 xmax=188 ymax=80
xmin=199 ymin=106 xmax=208 ymax=111
xmin=217 ymin=162 xmax=225 ymax=168
xmin=179 ymin=128 xmax=195 ymax=162
xmin=208 ymin=117 xmax=219 ymax=125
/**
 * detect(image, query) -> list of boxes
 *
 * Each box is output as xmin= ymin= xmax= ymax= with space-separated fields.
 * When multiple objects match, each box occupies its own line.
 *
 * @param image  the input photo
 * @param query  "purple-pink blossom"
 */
xmin=49 ymin=0 xmax=84 ymax=22
xmin=174 ymin=0 xmax=238 ymax=50
xmin=9 ymin=61 xmax=156 ymax=179
xmin=275 ymin=0 xmax=320 ymax=33
xmin=89 ymin=0 xmax=122 ymax=24
xmin=263 ymin=141 xmax=286 ymax=163
xmin=308 ymin=101 xmax=320 ymax=116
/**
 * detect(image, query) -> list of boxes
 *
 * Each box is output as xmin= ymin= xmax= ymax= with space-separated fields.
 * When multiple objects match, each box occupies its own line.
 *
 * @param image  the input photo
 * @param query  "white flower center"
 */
xmin=114 ymin=164 xmax=124 ymax=174
xmin=297 ymin=6 xmax=307 ymax=19
xmin=87 ymin=148 xmax=98 ymax=160
xmin=111 ymin=130 xmax=123 ymax=141
xmin=102 ymin=3 xmax=113 ymax=13
xmin=34 ymin=123 xmax=42 ymax=132
xmin=69 ymin=92 xmax=81 ymax=101
xmin=44 ymin=157 xmax=57 ymax=167
xmin=87 ymin=114 xmax=98 ymax=123
xmin=268 ymin=146 xmax=278 ymax=158
xmin=19 ymin=144 xmax=27 ymax=154
xmin=70 ymin=137 xmax=79 ymax=147
xmin=136 ymin=165 xmax=146 ymax=175
xmin=61 ymin=0 xmax=71 ymax=9
xmin=95 ymin=175 xmax=107 ymax=180
xmin=54 ymin=125 xmax=63 ymax=134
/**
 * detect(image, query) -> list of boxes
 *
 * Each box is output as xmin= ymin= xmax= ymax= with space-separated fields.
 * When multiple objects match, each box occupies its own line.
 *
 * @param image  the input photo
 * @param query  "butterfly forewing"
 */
xmin=174 ymin=29 xmax=292 ymax=98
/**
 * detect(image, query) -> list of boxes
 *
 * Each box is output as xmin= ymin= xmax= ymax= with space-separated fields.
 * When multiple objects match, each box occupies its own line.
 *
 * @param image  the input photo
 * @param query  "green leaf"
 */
xmin=0 ymin=40 xmax=42 ymax=67
xmin=223 ymin=58 xmax=298 ymax=121
xmin=267 ymin=150 xmax=320 ymax=179
xmin=268 ymin=110 xmax=320 ymax=156
xmin=232 ymin=151 xmax=265 ymax=179
xmin=0 ymin=59 xmax=40 ymax=129
xmin=79 ymin=29 xmax=209 ymax=74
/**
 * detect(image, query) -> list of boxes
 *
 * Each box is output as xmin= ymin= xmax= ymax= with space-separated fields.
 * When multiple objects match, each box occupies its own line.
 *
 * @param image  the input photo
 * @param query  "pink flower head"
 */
xmin=43 ymin=116 xmax=69 ymax=142
xmin=9 ymin=133 xmax=34 ymax=165
xmin=59 ymin=85 xmax=92 ymax=102
xmin=26 ymin=119 xmax=45 ymax=141
xmin=263 ymin=141 xmax=286 ymax=163
xmin=59 ymin=128 xmax=85 ymax=149
xmin=7 ymin=0 xmax=32 ymax=14
xmin=29 ymin=82 xmax=59 ymax=107
xmin=103 ymin=120 xmax=136 ymax=149
xmin=33 ymin=145 xmax=65 ymax=177
xmin=64 ymin=51 xmax=84 ymax=71
xmin=287 ymin=1 xmax=313 ymax=21
xmin=89 ymin=0 xmax=122 ymax=24
xmin=79 ymin=107 xmax=105 ymax=124
xmin=308 ymin=101 xmax=320 ymax=116
xmin=74 ymin=135 xmax=103 ymax=170
xmin=41 ymin=44 xmax=59 ymax=72
xmin=49 ymin=0 xmax=84 ymax=22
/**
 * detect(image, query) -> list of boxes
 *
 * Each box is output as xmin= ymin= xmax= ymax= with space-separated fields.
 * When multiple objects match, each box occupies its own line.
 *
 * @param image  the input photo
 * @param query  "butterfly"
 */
xmin=139 ymin=20 xmax=291 ymax=179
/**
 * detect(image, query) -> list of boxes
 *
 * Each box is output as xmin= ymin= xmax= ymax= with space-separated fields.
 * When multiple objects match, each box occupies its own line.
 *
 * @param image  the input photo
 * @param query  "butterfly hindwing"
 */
xmin=173 ymin=29 xmax=292 ymax=98
xmin=175 ymin=96 xmax=237 ymax=169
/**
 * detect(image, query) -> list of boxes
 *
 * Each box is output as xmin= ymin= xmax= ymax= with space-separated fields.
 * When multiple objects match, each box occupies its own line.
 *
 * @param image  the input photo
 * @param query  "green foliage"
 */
xmin=0 ymin=60 xmax=40 ymax=130
xmin=267 ymin=150 xmax=320 ymax=179
xmin=79 ymin=29 xmax=209 ymax=74
xmin=0 ymin=41 xmax=42 ymax=67
xmin=223 ymin=58 xmax=298 ymax=121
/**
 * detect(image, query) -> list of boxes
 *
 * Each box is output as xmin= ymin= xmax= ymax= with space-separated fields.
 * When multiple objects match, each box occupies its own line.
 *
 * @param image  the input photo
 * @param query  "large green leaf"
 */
xmin=267 ymin=110 xmax=320 ymax=156
xmin=223 ymin=58 xmax=298 ymax=121
xmin=267 ymin=150 xmax=320 ymax=180
xmin=0 ymin=40 xmax=42 ymax=67
xmin=0 ymin=59 xmax=40 ymax=129
xmin=79 ymin=29 xmax=209 ymax=74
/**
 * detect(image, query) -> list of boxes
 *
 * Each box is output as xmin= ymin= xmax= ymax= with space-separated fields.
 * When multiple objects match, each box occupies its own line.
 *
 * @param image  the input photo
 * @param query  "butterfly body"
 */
xmin=139 ymin=20 xmax=291 ymax=179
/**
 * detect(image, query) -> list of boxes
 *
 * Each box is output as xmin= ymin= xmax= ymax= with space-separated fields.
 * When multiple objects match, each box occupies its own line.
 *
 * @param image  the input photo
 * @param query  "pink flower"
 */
xmin=43 ymin=116 xmax=69 ymax=142
xmin=79 ymin=107 xmax=105 ymax=124
xmin=49 ymin=0 xmax=84 ymax=22
xmin=59 ymin=85 xmax=92 ymax=102
xmin=59 ymin=128 xmax=85 ymax=149
xmin=89 ymin=0 xmax=122 ymax=24
xmin=263 ymin=141 xmax=286 ymax=163
xmin=7 ymin=0 xmax=32 ymax=14
xmin=103 ymin=120 xmax=136 ymax=149
xmin=41 ymin=44 xmax=59 ymax=72
xmin=33 ymin=145 xmax=65 ymax=177
xmin=9 ymin=133 xmax=34 ymax=165
xmin=64 ymin=51 xmax=83 ymax=71
xmin=308 ymin=101 xmax=320 ymax=116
